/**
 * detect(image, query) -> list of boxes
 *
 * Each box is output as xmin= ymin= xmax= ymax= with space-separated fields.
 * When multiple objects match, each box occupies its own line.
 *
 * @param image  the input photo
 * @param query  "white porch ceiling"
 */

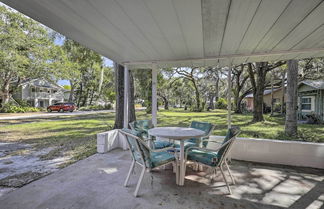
xmin=2 ymin=0 xmax=324 ymax=68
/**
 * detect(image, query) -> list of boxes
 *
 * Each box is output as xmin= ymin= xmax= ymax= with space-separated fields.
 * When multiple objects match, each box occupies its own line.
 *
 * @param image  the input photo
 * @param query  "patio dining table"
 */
xmin=148 ymin=127 xmax=205 ymax=186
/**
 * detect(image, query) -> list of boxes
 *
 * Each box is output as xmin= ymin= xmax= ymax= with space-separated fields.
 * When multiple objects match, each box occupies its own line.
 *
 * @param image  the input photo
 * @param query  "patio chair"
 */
xmin=185 ymin=127 xmax=240 ymax=194
xmin=120 ymin=128 xmax=178 ymax=197
xmin=129 ymin=120 xmax=172 ymax=149
xmin=174 ymin=121 xmax=215 ymax=150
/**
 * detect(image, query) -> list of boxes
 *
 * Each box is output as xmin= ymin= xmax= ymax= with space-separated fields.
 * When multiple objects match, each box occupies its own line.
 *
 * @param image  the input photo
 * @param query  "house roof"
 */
xmin=20 ymin=79 xmax=64 ymax=90
xmin=3 ymin=0 xmax=324 ymax=69
xmin=299 ymin=80 xmax=324 ymax=90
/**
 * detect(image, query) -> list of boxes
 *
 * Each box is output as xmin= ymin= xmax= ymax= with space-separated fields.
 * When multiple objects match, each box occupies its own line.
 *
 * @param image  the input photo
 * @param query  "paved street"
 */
xmin=0 ymin=110 xmax=115 ymax=120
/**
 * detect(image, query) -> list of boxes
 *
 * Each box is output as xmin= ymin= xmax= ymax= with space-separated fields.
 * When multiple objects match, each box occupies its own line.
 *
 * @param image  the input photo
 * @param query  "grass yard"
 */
xmin=0 ymin=109 xmax=323 ymax=167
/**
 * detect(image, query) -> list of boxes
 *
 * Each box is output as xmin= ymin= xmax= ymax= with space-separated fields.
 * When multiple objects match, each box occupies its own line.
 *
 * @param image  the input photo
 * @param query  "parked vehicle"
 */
xmin=47 ymin=102 xmax=76 ymax=112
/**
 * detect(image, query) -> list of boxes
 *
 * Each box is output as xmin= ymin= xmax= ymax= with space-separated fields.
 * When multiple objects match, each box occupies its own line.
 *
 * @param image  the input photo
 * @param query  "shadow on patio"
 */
xmin=0 ymin=149 xmax=323 ymax=209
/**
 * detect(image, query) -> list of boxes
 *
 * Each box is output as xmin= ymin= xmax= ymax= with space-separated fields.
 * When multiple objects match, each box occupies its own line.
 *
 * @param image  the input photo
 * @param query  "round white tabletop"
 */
xmin=148 ymin=127 xmax=205 ymax=140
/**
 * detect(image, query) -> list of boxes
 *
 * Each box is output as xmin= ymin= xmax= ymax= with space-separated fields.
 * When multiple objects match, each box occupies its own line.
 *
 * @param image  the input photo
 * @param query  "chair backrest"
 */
xmin=217 ymin=127 xmax=240 ymax=165
xmin=129 ymin=120 xmax=154 ymax=139
xmin=120 ymin=128 xmax=152 ymax=168
xmin=188 ymin=121 xmax=214 ymax=146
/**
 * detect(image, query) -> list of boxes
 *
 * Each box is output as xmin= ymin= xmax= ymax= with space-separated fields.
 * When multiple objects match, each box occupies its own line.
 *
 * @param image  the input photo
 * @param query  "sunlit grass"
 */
xmin=0 ymin=109 xmax=322 ymax=168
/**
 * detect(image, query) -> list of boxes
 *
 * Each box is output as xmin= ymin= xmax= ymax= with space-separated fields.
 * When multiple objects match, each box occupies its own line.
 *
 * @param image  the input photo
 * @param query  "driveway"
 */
xmin=0 ymin=110 xmax=115 ymax=120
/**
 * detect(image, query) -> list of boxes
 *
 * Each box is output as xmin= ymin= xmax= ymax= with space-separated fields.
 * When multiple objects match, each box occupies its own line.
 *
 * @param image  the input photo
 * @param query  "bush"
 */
xmin=276 ymin=129 xmax=322 ymax=143
xmin=215 ymin=98 xmax=227 ymax=109
xmin=0 ymin=103 xmax=42 ymax=113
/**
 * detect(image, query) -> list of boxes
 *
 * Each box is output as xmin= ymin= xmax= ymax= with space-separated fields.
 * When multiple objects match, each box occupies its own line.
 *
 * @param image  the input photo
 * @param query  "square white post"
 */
xmin=123 ymin=65 xmax=129 ymax=128
xmin=227 ymin=67 xmax=232 ymax=129
xmin=152 ymin=64 xmax=158 ymax=126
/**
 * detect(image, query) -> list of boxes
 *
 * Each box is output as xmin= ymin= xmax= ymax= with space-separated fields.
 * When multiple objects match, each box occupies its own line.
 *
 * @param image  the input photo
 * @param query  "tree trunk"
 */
xmin=113 ymin=63 xmax=136 ymax=129
xmin=114 ymin=63 xmax=125 ymax=129
xmin=281 ymin=70 xmax=286 ymax=115
xmin=1 ymin=81 xmax=10 ymax=105
xmin=285 ymin=60 xmax=298 ymax=137
xmin=128 ymin=70 xmax=136 ymax=123
xmin=77 ymin=83 xmax=83 ymax=107
xmin=215 ymin=78 xmax=219 ymax=102
xmin=89 ymin=87 xmax=95 ymax=105
xmin=208 ymin=94 xmax=214 ymax=110
xmin=68 ymin=81 xmax=74 ymax=102
xmin=81 ymin=88 xmax=89 ymax=106
xmin=270 ymin=72 xmax=274 ymax=116
xmin=192 ymin=80 xmax=200 ymax=111
xmin=248 ymin=62 xmax=268 ymax=122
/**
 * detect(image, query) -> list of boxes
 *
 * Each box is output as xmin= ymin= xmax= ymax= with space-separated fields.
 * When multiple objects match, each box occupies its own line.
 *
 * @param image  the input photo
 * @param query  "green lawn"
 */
xmin=0 ymin=109 xmax=323 ymax=167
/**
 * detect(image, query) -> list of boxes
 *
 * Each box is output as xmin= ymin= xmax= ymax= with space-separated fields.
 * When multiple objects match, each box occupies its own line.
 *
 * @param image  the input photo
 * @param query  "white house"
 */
xmin=13 ymin=79 xmax=65 ymax=108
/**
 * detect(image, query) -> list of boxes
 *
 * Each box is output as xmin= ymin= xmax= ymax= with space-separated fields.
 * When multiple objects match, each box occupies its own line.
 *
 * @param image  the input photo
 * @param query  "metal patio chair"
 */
xmin=120 ymin=128 xmax=178 ymax=197
xmin=129 ymin=120 xmax=173 ymax=149
xmin=185 ymin=127 xmax=240 ymax=194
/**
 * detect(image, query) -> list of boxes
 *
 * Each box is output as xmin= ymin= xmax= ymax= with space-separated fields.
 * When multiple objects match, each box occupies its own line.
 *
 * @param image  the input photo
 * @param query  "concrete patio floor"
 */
xmin=0 ymin=149 xmax=323 ymax=209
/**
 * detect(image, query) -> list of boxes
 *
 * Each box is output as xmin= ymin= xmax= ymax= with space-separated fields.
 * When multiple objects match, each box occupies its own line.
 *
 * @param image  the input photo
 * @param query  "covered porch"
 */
xmin=1 ymin=0 xmax=324 ymax=208
xmin=1 ymin=150 xmax=323 ymax=209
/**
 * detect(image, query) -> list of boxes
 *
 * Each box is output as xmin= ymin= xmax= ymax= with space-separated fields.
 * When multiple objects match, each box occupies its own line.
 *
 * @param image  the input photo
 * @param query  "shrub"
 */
xmin=0 ymin=103 xmax=42 ymax=113
xmin=216 ymin=98 xmax=227 ymax=109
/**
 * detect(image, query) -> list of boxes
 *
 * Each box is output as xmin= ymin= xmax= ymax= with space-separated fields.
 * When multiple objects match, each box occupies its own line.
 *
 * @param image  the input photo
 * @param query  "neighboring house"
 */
xmin=245 ymin=87 xmax=286 ymax=111
xmin=12 ymin=79 xmax=65 ymax=108
xmin=298 ymin=80 xmax=324 ymax=121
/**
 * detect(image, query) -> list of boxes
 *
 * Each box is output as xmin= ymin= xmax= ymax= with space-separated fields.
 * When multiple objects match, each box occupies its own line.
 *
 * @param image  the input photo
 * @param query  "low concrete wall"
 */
xmin=209 ymin=136 xmax=324 ymax=169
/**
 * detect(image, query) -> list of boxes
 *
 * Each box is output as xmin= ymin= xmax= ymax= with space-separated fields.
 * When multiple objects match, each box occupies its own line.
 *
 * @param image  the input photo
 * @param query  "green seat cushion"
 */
xmin=154 ymin=141 xmax=174 ymax=149
xmin=150 ymin=151 xmax=175 ymax=168
xmin=187 ymin=149 xmax=219 ymax=167
xmin=187 ymin=121 xmax=213 ymax=146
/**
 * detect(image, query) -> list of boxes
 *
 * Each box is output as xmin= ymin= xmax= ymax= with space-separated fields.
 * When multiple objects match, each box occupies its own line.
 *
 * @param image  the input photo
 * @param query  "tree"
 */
xmin=0 ymin=6 xmax=55 ymax=105
xmin=285 ymin=60 xmax=298 ymax=137
xmin=175 ymin=67 xmax=201 ymax=111
xmin=133 ymin=69 xmax=152 ymax=113
xmin=232 ymin=64 xmax=251 ymax=113
xmin=247 ymin=61 xmax=285 ymax=122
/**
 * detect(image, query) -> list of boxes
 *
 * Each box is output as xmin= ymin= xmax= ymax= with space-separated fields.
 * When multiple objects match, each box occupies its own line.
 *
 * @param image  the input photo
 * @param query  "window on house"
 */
xmin=301 ymin=97 xmax=312 ymax=111
xmin=31 ymin=88 xmax=35 ymax=92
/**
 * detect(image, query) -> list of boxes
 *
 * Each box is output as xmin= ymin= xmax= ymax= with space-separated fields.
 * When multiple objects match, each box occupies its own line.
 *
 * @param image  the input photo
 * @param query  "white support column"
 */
xmin=123 ymin=65 xmax=129 ymax=129
xmin=227 ymin=67 xmax=232 ymax=129
xmin=152 ymin=64 xmax=158 ymax=126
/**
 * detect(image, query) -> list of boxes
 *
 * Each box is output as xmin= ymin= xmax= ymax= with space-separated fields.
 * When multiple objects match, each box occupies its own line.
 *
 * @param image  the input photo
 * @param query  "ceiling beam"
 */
xmin=123 ymin=47 xmax=324 ymax=66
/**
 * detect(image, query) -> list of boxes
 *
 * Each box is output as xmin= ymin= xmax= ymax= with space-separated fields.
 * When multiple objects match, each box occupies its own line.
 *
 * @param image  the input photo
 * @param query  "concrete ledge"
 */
xmin=210 ymin=136 xmax=324 ymax=169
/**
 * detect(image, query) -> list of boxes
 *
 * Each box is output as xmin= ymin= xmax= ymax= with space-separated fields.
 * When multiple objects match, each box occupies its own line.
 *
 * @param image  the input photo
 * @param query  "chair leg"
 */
xmin=134 ymin=165 xmax=146 ymax=197
xmin=224 ymin=160 xmax=235 ymax=185
xmin=124 ymin=160 xmax=135 ymax=187
xmin=220 ymin=165 xmax=232 ymax=195
xmin=172 ymin=162 xmax=176 ymax=173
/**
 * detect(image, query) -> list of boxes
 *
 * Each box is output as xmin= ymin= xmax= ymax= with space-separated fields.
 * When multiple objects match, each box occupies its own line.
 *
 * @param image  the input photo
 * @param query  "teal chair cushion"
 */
xmin=150 ymin=152 xmax=175 ymax=168
xmin=187 ymin=127 xmax=240 ymax=167
xmin=154 ymin=141 xmax=174 ymax=149
xmin=187 ymin=149 xmax=219 ymax=167
xmin=187 ymin=121 xmax=213 ymax=146
xmin=131 ymin=120 xmax=154 ymax=139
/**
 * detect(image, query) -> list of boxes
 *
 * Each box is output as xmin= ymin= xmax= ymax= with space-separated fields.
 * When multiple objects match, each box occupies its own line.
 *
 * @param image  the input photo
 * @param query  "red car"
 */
xmin=47 ymin=102 xmax=76 ymax=113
